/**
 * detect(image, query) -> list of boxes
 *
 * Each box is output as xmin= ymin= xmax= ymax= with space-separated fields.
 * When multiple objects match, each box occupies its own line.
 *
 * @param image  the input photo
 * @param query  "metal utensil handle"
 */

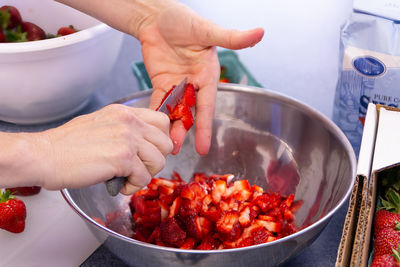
xmin=105 ymin=176 xmax=127 ymax=196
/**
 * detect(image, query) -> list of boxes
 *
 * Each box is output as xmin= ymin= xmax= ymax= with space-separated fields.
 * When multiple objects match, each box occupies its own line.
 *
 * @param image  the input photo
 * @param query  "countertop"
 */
xmin=0 ymin=1 xmax=355 ymax=265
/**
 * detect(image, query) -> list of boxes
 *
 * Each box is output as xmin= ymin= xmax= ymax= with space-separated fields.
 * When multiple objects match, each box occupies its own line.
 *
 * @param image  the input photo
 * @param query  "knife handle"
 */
xmin=105 ymin=176 xmax=127 ymax=196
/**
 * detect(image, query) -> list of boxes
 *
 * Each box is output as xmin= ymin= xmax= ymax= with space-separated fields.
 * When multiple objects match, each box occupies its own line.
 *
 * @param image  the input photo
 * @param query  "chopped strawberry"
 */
xmin=251 ymin=227 xmax=272 ymax=245
xmin=147 ymin=177 xmax=176 ymax=191
xmin=180 ymin=237 xmax=196 ymax=249
xmin=169 ymin=103 xmax=194 ymax=131
xmin=211 ymin=179 xmax=228 ymax=203
xmin=169 ymin=196 xmax=182 ymax=218
xmin=171 ymin=171 xmax=183 ymax=182
xmin=181 ymin=83 xmax=196 ymax=108
xmin=0 ymin=190 xmax=26 ymax=233
xmin=254 ymin=193 xmax=282 ymax=213
xmin=147 ymin=226 xmax=161 ymax=244
xmin=164 ymin=82 xmax=196 ymax=131
xmin=216 ymin=211 xmax=242 ymax=241
xmin=160 ymin=217 xmax=186 ymax=247
xmin=6 ymin=186 xmax=41 ymax=196
xmin=180 ymin=182 xmax=206 ymax=201
xmin=179 ymin=198 xmax=202 ymax=218
xmin=129 ymin=173 xmax=301 ymax=250
xmin=229 ymin=180 xmax=252 ymax=202
xmin=255 ymin=219 xmax=282 ymax=233
xmin=197 ymin=235 xmax=220 ymax=250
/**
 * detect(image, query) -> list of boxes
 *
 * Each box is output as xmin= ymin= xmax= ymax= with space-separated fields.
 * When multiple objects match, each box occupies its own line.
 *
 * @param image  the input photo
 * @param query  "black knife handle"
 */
xmin=105 ymin=176 xmax=127 ymax=196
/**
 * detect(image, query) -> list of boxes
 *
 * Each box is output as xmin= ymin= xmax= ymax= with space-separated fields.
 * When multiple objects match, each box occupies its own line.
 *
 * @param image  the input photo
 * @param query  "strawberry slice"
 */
xmin=0 ymin=190 xmax=26 ymax=233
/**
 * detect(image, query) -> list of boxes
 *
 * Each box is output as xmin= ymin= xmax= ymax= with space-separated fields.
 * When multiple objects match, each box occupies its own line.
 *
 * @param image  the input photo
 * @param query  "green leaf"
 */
xmin=0 ymin=8 xmax=11 ymax=30
xmin=380 ymin=188 xmax=400 ymax=213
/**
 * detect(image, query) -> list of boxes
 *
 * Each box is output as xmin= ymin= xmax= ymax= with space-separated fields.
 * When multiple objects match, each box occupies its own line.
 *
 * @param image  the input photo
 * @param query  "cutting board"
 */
xmin=0 ymin=189 xmax=103 ymax=267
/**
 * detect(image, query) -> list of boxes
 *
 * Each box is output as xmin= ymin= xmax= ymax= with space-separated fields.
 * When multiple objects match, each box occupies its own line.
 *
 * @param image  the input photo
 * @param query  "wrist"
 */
xmin=0 ymin=132 xmax=49 ymax=189
xmin=56 ymin=0 xmax=178 ymax=38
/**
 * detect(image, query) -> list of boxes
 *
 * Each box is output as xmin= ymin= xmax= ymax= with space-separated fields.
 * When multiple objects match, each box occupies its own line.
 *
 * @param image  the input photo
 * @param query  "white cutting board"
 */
xmin=0 ymin=189 xmax=103 ymax=267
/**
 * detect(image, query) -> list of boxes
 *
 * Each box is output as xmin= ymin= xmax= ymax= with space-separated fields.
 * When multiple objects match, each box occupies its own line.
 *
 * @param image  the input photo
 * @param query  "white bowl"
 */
xmin=0 ymin=0 xmax=124 ymax=124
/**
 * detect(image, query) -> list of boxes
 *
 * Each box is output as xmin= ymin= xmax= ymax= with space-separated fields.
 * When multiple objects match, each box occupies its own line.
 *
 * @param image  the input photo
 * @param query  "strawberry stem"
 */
xmin=392 ymin=246 xmax=400 ymax=264
xmin=0 ymin=189 xmax=14 ymax=203
xmin=380 ymin=188 xmax=400 ymax=214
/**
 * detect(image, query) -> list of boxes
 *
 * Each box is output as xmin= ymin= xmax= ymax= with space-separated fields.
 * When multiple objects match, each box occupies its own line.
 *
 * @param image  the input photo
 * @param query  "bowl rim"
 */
xmin=0 ymin=23 xmax=112 ymax=53
xmin=61 ymin=83 xmax=357 ymax=253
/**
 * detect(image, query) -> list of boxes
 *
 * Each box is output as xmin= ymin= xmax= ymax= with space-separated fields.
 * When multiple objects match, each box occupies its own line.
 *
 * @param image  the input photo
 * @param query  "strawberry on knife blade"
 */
xmin=0 ymin=190 xmax=26 ymax=233
xmin=167 ymin=82 xmax=196 ymax=131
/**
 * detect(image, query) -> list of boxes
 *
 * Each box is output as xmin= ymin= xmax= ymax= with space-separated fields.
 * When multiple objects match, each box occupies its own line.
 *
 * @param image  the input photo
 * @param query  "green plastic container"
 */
xmin=132 ymin=50 xmax=262 ymax=91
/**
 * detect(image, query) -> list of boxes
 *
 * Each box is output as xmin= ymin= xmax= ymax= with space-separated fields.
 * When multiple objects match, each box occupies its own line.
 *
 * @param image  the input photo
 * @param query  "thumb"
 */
xmin=195 ymin=18 xmax=264 ymax=50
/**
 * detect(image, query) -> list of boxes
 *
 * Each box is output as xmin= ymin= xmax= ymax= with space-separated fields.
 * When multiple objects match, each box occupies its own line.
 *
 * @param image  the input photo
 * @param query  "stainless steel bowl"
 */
xmin=61 ymin=83 xmax=356 ymax=266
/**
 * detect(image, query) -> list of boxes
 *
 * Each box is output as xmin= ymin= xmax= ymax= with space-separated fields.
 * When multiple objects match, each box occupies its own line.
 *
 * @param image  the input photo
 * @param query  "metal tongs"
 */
xmin=105 ymin=77 xmax=188 ymax=196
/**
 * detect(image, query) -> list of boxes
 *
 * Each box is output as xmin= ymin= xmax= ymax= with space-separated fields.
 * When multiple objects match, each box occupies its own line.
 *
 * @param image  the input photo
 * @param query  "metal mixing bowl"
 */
xmin=61 ymin=83 xmax=356 ymax=266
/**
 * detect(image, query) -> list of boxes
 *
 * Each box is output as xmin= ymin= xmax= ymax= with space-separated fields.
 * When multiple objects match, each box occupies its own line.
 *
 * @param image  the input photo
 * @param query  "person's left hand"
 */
xmin=137 ymin=2 xmax=264 ymax=155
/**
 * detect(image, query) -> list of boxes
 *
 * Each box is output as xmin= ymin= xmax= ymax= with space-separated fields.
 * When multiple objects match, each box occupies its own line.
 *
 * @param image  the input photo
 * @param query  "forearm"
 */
xmin=55 ymin=0 xmax=177 ymax=38
xmin=0 ymin=132 xmax=47 ymax=188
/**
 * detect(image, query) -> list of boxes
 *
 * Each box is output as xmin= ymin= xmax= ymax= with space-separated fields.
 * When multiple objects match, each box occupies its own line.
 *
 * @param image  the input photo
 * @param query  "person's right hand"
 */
xmin=14 ymin=104 xmax=173 ymax=195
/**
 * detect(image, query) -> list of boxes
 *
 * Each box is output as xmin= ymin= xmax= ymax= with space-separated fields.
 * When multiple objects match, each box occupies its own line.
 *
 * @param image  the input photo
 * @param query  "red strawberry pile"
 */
xmin=372 ymin=184 xmax=400 ymax=266
xmin=0 ymin=5 xmax=77 ymax=43
xmin=165 ymin=83 xmax=196 ymax=131
xmin=128 ymin=172 xmax=301 ymax=250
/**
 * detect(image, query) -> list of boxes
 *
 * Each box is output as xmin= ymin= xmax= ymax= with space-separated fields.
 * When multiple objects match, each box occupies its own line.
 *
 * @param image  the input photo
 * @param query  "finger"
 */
xmin=143 ymin=126 xmax=173 ymax=156
xmin=193 ymin=81 xmax=217 ymax=155
xmin=169 ymin=120 xmax=187 ymax=155
xmin=120 ymin=156 xmax=152 ymax=195
xmin=195 ymin=18 xmax=264 ymax=50
xmin=120 ymin=183 xmax=142 ymax=195
xmin=131 ymin=107 xmax=171 ymax=136
xmin=138 ymin=141 xmax=167 ymax=176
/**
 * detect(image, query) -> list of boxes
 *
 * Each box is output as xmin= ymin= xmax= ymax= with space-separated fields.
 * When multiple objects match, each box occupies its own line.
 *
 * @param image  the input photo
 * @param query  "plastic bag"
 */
xmin=333 ymin=0 xmax=400 ymax=156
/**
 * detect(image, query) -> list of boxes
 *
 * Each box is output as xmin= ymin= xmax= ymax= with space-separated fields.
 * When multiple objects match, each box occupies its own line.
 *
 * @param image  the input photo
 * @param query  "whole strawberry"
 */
xmin=374 ymin=224 xmax=400 ymax=257
xmin=6 ymin=186 xmax=41 ymax=196
xmin=0 ymin=190 xmax=26 ymax=233
xmin=371 ymin=254 xmax=399 ymax=267
xmin=372 ymin=247 xmax=400 ymax=267
xmin=374 ymin=209 xmax=400 ymax=236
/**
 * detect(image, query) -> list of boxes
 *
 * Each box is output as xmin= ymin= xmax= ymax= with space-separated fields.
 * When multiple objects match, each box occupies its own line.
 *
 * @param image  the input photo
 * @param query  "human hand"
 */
xmin=21 ymin=105 xmax=173 ymax=195
xmin=137 ymin=3 xmax=264 ymax=155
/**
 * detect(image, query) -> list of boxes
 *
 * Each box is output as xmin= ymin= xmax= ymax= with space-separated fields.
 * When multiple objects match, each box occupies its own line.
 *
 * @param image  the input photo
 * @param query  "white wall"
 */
xmin=180 ymin=0 xmax=354 ymax=118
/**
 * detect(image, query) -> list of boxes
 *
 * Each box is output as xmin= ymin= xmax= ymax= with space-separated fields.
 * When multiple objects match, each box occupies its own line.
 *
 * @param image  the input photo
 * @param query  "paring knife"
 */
xmin=105 ymin=77 xmax=188 ymax=196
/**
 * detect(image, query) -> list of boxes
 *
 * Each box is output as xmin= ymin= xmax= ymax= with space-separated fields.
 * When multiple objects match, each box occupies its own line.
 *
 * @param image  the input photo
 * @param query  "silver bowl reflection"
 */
xmin=61 ymin=83 xmax=356 ymax=266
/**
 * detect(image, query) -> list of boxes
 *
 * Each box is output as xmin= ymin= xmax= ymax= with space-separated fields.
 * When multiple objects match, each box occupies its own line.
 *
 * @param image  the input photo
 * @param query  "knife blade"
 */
xmin=105 ymin=77 xmax=188 ymax=196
